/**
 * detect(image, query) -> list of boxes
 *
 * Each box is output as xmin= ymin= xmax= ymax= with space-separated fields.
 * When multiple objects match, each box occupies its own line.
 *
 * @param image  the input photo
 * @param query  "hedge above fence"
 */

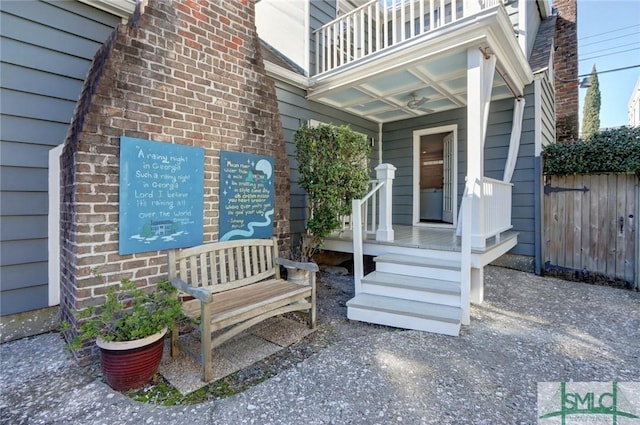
xmin=543 ymin=126 xmax=640 ymax=176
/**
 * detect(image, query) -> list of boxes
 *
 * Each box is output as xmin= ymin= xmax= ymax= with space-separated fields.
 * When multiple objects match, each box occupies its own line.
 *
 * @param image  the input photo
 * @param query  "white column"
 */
xmin=375 ymin=163 xmax=396 ymax=242
xmin=467 ymin=48 xmax=485 ymax=250
xmin=352 ymin=199 xmax=364 ymax=294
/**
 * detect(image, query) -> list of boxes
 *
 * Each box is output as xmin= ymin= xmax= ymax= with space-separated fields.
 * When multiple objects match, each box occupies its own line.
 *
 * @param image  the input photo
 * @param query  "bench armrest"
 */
xmin=169 ymin=277 xmax=212 ymax=303
xmin=274 ymin=257 xmax=319 ymax=272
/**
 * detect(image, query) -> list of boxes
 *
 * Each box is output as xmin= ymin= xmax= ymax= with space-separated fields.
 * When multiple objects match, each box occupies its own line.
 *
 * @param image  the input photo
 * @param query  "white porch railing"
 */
xmin=314 ymin=0 xmax=504 ymax=75
xmin=352 ymin=164 xmax=396 ymax=293
xmin=471 ymin=176 xmax=513 ymax=248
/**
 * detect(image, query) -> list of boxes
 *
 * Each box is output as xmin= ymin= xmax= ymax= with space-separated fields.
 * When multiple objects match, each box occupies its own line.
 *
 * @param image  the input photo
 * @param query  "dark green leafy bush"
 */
xmin=543 ymin=126 xmax=640 ymax=176
xmin=294 ymin=123 xmax=371 ymax=260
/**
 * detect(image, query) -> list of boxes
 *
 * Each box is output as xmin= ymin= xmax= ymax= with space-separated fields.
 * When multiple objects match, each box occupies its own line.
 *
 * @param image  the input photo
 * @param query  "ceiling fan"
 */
xmin=407 ymin=92 xmax=429 ymax=110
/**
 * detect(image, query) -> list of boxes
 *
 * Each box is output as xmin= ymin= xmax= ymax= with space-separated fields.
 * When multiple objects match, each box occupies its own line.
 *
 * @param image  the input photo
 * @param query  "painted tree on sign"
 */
xmin=581 ymin=65 xmax=600 ymax=139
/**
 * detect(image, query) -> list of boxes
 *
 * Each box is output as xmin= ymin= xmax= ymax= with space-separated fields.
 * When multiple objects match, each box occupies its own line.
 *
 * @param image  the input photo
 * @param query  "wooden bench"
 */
xmin=167 ymin=237 xmax=318 ymax=382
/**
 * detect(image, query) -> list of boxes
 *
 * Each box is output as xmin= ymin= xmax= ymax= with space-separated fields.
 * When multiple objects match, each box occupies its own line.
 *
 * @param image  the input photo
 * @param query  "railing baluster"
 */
xmin=383 ymin=0 xmax=388 ymax=48
xmin=315 ymin=27 xmax=320 ymax=74
xmin=400 ymin=0 xmax=405 ymax=42
xmin=419 ymin=0 xmax=425 ymax=34
xmin=332 ymin=22 xmax=338 ymax=68
xmin=392 ymin=0 xmax=397 ymax=45
xmin=410 ymin=0 xmax=415 ymax=38
xmin=376 ymin=1 xmax=381 ymax=51
xmin=429 ymin=0 xmax=434 ymax=30
xmin=367 ymin=4 xmax=372 ymax=55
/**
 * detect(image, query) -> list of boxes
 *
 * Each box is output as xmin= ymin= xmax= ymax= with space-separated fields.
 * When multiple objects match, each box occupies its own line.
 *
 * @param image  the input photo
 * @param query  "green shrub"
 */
xmin=294 ymin=123 xmax=371 ymax=260
xmin=543 ymin=126 xmax=640 ymax=176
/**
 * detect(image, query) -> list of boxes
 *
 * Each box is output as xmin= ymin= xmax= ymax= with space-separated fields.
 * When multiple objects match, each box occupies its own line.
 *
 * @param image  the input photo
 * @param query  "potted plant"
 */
xmin=63 ymin=274 xmax=183 ymax=391
xmin=292 ymin=123 xmax=371 ymax=277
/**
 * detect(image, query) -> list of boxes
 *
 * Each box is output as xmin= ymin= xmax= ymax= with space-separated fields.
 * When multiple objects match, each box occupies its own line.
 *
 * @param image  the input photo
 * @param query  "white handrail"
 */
xmin=352 ymin=164 xmax=396 ymax=293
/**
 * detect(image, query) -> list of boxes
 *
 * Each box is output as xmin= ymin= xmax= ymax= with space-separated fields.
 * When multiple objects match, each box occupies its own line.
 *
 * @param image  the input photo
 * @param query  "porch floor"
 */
xmin=325 ymin=225 xmax=518 ymax=254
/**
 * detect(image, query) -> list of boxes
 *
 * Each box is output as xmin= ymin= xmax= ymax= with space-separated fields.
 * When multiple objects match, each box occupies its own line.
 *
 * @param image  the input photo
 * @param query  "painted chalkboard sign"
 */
xmin=219 ymin=151 xmax=274 ymax=241
xmin=119 ymin=137 xmax=204 ymax=255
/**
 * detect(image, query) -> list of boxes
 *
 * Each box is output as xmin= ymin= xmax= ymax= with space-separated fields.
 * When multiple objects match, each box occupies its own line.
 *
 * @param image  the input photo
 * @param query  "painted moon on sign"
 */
xmin=255 ymin=159 xmax=273 ymax=179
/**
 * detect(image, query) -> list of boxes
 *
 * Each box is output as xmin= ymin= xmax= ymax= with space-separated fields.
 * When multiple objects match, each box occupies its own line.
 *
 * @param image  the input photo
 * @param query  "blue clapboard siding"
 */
xmin=309 ymin=0 xmax=336 ymax=75
xmin=382 ymin=85 xmax=538 ymax=259
xmin=273 ymin=78 xmax=377 ymax=239
xmin=0 ymin=0 xmax=120 ymax=315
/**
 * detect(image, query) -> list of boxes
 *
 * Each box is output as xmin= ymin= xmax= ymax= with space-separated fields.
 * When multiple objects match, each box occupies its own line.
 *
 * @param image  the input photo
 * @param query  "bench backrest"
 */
xmin=167 ymin=237 xmax=280 ymax=294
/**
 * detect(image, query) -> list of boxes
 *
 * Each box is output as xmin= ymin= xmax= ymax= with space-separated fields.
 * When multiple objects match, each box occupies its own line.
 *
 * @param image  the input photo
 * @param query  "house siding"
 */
xmin=382 ymin=84 xmax=538 ymax=259
xmin=273 ymin=78 xmax=377 ymax=239
xmin=309 ymin=0 xmax=336 ymax=75
xmin=0 ymin=0 xmax=120 ymax=315
xmin=539 ymin=71 xmax=556 ymax=148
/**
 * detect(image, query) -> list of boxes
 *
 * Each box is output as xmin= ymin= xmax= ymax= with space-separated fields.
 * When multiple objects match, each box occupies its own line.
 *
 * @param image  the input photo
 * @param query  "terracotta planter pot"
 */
xmin=96 ymin=328 xmax=167 ymax=391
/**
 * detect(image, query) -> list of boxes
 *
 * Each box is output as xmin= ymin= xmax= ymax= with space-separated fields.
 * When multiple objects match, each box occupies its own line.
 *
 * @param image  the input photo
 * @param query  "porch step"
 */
xmin=374 ymin=253 xmax=461 ymax=280
xmin=347 ymin=293 xmax=461 ymax=336
xmin=361 ymin=271 xmax=460 ymax=306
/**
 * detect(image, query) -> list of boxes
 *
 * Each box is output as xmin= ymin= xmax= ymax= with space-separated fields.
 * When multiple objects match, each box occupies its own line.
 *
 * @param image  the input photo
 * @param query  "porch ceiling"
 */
xmin=307 ymin=6 xmax=533 ymax=124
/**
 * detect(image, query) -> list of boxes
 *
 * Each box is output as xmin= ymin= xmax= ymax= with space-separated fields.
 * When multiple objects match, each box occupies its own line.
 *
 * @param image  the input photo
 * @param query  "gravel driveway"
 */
xmin=1 ymin=266 xmax=639 ymax=424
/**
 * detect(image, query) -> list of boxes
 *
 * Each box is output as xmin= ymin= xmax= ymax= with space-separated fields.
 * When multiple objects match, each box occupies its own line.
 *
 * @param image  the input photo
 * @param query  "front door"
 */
xmin=413 ymin=126 xmax=457 ymax=227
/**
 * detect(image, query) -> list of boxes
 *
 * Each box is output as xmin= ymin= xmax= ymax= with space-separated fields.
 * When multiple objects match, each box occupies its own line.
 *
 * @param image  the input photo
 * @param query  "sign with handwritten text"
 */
xmin=219 ymin=151 xmax=274 ymax=241
xmin=119 ymin=137 xmax=204 ymax=255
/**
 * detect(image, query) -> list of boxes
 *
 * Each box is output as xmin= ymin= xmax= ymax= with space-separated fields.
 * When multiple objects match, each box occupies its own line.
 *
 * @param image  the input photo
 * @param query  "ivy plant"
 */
xmin=543 ymin=126 xmax=640 ymax=176
xmin=294 ymin=123 xmax=371 ymax=260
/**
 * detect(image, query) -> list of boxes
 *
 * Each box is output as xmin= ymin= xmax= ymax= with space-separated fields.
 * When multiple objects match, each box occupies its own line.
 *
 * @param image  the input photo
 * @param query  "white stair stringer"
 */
xmin=348 ymin=252 xmax=463 ymax=336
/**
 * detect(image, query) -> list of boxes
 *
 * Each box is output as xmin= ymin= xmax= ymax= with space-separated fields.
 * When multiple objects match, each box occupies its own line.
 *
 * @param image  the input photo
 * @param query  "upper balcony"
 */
xmin=314 ymin=0 xmax=506 ymax=75
xmin=308 ymin=0 xmax=534 ymax=123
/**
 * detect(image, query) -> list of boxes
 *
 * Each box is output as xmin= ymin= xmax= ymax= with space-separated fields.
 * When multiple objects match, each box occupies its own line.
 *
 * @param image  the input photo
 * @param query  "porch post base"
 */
xmin=375 ymin=229 xmax=394 ymax=242
xmin=470 ymin=267 xmax=484 ymax=304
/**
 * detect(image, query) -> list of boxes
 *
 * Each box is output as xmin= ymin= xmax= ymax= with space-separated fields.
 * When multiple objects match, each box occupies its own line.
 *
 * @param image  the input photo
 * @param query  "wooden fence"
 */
xmin=543 ymin=174 xmax=639 ymax=288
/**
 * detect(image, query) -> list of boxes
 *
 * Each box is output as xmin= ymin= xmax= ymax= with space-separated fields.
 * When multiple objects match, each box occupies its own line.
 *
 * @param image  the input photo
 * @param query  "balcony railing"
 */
xmin=314 ymin=0 xmax=504 ymax=75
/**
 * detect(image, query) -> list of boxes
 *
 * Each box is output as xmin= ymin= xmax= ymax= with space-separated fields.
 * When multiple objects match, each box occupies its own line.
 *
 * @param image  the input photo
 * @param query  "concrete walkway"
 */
xmin=1 ymin=267 xmax=639 ymax=424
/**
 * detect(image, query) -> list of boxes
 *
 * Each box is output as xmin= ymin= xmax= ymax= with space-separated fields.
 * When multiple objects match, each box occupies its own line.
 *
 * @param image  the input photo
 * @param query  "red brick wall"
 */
xmin=553 ymin=0 xmax=578 ymax=142
xmin=60 ymin=0 xmax=290 ymax=356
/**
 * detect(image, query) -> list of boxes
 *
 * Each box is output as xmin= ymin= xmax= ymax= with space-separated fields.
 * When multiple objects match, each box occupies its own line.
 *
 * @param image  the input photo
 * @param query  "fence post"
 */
xmin=375 ymin=163 xmax=396 ymax=242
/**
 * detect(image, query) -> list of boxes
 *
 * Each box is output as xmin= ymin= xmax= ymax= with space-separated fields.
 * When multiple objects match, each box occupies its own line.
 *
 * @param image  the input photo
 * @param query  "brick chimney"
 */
xmin=553 ymin=0 xmax=579 ymax=142
xmin=60 ymin=0 xmax=290 ymax=356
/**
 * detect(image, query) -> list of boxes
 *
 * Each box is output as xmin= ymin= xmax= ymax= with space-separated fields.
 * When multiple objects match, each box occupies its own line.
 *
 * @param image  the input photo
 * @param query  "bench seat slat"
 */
xmin=181 ymin=279 xmax=311 ymax=323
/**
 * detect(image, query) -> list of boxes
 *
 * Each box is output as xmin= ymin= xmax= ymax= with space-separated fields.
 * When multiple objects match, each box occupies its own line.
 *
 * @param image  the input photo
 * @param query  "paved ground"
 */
xmin=1 ymin=266 xmax=639 ymax=424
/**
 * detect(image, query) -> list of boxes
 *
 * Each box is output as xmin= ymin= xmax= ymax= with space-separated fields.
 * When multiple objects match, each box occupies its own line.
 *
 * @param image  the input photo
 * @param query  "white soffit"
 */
xmin=307 ymin=7 xmax=533 ymax=123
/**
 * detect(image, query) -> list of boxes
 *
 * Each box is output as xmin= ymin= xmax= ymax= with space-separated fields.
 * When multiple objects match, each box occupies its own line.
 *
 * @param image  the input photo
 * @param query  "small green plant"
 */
xmin=63 ymin=273 xmax=184 ymax=349
xmin=294 ymin=123 xmax=371 ymax=260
